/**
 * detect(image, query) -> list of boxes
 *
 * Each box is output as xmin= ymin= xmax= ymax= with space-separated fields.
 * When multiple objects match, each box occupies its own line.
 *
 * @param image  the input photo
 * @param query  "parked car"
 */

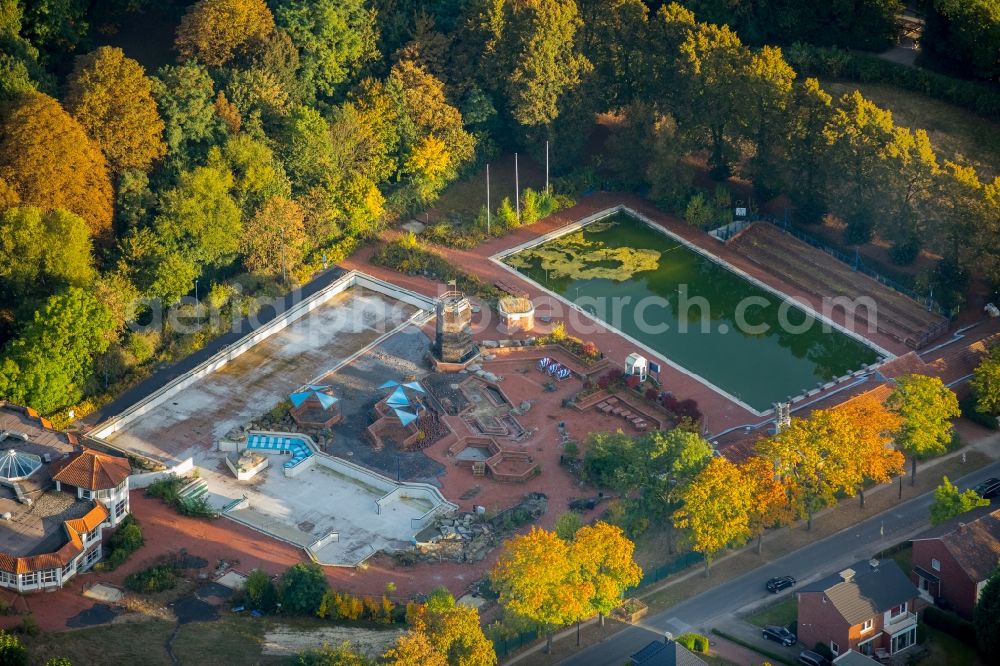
xmin=798 ymin=650 xmax=831 ymax=666
xmin=762 ymin=625 xmax=797 ymax=646
xmin=974 ymin=477 xmax=1000 ymax=500
xmin=766 ymin=575 xmax=796 ymax=593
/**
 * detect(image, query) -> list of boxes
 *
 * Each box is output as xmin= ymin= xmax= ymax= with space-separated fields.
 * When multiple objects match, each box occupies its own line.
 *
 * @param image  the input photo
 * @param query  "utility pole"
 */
xmin=280 ymin=226 xmax=287 ymax=284
xmin=545 ymin=140 xmax=550 ymax=194
xmin=486 ymin=163 xmax=491 ymax=236
xmin=515 ymin=152 xmax=520 ymax=220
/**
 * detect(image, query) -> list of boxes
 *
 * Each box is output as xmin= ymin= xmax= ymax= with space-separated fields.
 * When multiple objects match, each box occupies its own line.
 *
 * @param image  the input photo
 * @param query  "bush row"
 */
xmin=95 ymin=515 xmax=143 ymax=571
xmin=675 ymin=632 xmax=710 ymax=653
xmin=785 ymin=43 xmax=1000 ymax=120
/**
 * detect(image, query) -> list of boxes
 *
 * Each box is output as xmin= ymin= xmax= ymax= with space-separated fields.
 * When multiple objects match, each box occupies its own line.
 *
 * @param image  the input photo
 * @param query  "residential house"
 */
xmin=797 ymin=559 xmax=920 ymax=660
xmin=0 ymin=402 xmax=132 ymax=592
xmin=911 ymin=505 xmax=1000 ymax=619
xmin=629 ymin=638 xmax=707 ymax=666
xmin=833 ymin=650 xmax=882 ymax=665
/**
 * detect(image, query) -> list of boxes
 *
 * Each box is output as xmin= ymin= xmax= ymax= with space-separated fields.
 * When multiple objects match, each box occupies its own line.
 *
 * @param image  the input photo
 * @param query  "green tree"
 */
xmin=786 ymin=78 xmax=834 ymax=222
xmin=175 ymin=0 xmax=275 ymax=66
xmin=245 ymin=568 xmax=278 ymax=612
xmin=115 ymin=226 xmax=200 ymax=306
xmin=278 ymin=104 xmax=334 ymax=193
xmin=675 ymin=21 xmax=751 ymax=180
xmin=975 ymin=566 xmax=1000 ymax=655
xmin=554 ymin=512 xmax=583 ymax=540
xmin=151 ymin=62 xmax=225 ymax=168
xmin=0 ymin=287 xmax=115 ymax=414
xmin=296 ymin=642 xmax=373 ymax=666
xmin=0 ymin=207 xmax=96 ymax=311
xmin=0 ymin=91 xmax=113 ymax=239
xmin=208 ymin=134 xmax=291 ymax=215
xmin=0 ymin=629 xmax=26 ymax=666
xmin=64 ymin=46 xmax=166 ymax=173
xmin=274 ymin=0 xmax=378 ymax=101
xmin=744 ymin=45 xmax=795 ymax=196
xmin=282 ymin=562 xmax=329 ymax=615
xmin=153 ymin=163 xmax=243 ymax=269
xmin=971 ymin=346 xmax=1000 ymax=415
xmin=930 ymin=476 xmax=989 ymax=525
xmin=502 ymin=0 xmax=591 ymax=128
xmin=887 ymin=374 xmax=961 ymax=485
xmin=577 ymin=0 xmax=649 ymax=108
xmin=21 ymin=0 xmax=88 ymax=62
xmin=925 ymin=0 xmax=1000 ymax=80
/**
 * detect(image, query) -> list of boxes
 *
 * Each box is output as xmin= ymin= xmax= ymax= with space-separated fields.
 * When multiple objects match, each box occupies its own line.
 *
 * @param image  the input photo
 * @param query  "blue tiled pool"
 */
xmin=246 ymin=433 xmax=313 ymax=469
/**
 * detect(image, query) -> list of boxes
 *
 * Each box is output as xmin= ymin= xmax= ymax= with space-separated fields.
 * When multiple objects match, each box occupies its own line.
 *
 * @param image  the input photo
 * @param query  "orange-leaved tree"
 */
xmin=401 ymin=587 xmax=496 ymax=666
xmin=673 ymin=456 xmax=755 ymax=576
xmin=490 ymin=527 xmax=592 ymax=653
xmin=0 ymin=92 xmax=113 ymax=240
xmin=740 ymin=455 xmax=792 ymax=554
xmin=834 ymin=393 xmax=904 ymax=507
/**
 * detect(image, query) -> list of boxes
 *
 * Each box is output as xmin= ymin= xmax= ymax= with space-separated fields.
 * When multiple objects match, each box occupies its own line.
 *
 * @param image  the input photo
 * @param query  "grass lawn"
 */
xmin=24 ymin=620 xmax=176 ymax=666
xmin=746 ymin=598 xmax=797 ymax=629
xmin=421 ymin=153 xmax=546 ymax=226
xmin=888 ymin=543 xmax=912 ymax=576
xmin=922 ymin=626 xmax=985 ymax=666
xmin=172 ymin=615 xmax=287 ymax=665
xmin=823 ymin=80 xmax=1000 ymax=180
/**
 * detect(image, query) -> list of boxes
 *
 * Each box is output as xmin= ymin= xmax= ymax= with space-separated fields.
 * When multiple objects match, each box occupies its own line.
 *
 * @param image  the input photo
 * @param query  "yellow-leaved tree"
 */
xmin=833 ymin=393 xmax=904 ymax=507
xmin=175 ymin=0 xmax=275 ymax=66
xmin=393 ymin=588 xmax=496 ymax=666
xmin=740 ymin=455 xmax=792 ymax=554
xmin=490 ymin=527 xmax=592 ymax=653
xmin=571 ymin=521 xmax=643 ymax=626
xmin=240 ymin=195 xmax=306 ymax=281
xmin=64 ymin=46 xmax=166 ymax=173
xmin=673 ymin=456 xmax=754 ymax=576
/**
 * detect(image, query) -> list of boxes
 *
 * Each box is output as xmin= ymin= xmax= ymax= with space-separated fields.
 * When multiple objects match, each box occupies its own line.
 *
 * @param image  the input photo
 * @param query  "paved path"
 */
xmin=559 ymin=459 xmax=1000 ymax=665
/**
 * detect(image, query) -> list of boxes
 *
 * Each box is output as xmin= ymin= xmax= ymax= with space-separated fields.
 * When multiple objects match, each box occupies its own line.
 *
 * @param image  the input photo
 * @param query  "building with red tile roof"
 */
xmin=0 ymin=402 xmax=131 ymax=592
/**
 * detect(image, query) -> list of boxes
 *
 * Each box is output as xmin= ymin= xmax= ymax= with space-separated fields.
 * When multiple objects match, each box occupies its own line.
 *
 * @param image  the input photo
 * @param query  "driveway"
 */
xmin=560 ymin=460 xmax=1000 ymax=665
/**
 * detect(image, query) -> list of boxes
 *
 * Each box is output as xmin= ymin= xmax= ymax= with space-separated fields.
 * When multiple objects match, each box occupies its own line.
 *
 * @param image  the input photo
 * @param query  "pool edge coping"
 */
xmin=489 ymin=205 xmax=896 ymax=418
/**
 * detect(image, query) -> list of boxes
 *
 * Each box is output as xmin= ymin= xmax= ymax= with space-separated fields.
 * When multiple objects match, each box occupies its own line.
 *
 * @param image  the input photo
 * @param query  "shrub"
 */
xmin=283 ymin=562 xmax=329 ymax=616
xmin=0 ymin=630 xmax=26 ymax=666
xmin=124 ymin=563 xmax=178 ymax=594
xmin=924 ymin=606 xmax=977 ymax=645
xmin=98 ymin=515 xmax=143 ymax=571
xmin=581 ymin=341 xmax=599 ymax=359
xmin=676 ymin=399 xmax=702 ymax=422
xmin=675 ymin=632 xmax=710 ymax=653
xmin=960 ymin=395 xmax=999 ymax=430
xmin=245 ymin=569 xmax=278 ymax=612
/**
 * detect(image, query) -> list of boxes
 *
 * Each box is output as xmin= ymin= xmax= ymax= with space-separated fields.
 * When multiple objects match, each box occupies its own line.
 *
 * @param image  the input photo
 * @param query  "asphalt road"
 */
xmin=561 ymin=459 xmax=1000 ymax=666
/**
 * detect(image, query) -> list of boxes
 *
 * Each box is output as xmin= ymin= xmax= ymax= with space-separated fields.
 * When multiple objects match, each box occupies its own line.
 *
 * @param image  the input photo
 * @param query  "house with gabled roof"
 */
xmin=629 ymin=638 xmax=707 ymax=666
xmin=911 ymin=504 xmax=1000 ymax=619
xmin=797 ymin=559 xmax=920 ymax=660
xmin=0 ymin=402 xmax=132 ymax=592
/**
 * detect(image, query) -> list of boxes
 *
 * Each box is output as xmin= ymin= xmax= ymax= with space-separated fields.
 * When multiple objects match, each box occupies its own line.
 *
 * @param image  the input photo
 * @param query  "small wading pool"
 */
xmin=500 ymin=210 xmax=883 ymax=412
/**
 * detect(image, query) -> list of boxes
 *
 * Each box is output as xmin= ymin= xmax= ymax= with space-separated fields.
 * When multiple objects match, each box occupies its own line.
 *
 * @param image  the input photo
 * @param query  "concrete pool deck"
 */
xmin=102 ymin=286 xmax=419 ymax=466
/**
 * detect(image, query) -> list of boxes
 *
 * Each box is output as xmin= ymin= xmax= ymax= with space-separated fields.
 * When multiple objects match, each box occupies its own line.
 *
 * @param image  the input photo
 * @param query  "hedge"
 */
xmin=960 ymin=395 xmax=999 ymax=431
xmin=923 ymin=606 xmax=977 ymax=645
xmin=675 ymin=632 xmax=710 ymax=653
xmin=785 ymin=43 xmax=1000 ymax=120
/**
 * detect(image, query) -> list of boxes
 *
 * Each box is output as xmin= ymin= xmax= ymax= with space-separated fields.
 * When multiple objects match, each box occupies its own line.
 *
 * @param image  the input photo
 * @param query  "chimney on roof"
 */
xmin=839 ymin=568 xmax=856 ymax=583
xmin=869 ymin=559 xmax=880 ymax=572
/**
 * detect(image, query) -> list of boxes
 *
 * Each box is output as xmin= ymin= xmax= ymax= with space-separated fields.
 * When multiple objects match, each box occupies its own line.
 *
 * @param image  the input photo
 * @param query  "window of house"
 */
xmin=891 ymin=626 xmax=917 ymax=653
xmin=890 ymin=602 xmax=907 ymax=618
xmin=21 ymin=571 xmax=37 ymax=586
xmin=0 ymin=571 xmax=13 ymax=586
xmin=40 ymin=569 xmax=57 ymax=584
xmin=931 ymin=558 xmax=941 ymax=571
xmin=80 ymin=489 xmax=92 ymax=499
xmin=115 ymin=498 xmax=127 ymax=518
xmin=858 ymin=638 xmax=875 ymax=656
xmin=861 ymin=618 xmax=874 ymax=633
xmin=830 ymin=641 xmax=840 ymax=656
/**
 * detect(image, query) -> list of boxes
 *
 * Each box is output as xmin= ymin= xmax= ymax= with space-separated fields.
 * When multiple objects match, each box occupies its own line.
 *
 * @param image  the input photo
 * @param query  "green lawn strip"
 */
xmin=23 ymin=620 xmax=176 ymax=666
xmin=171 ymin=616 xmax=287 ymax=665
xmin=746 ymin=598 xmax=797 ymax=628
xmin=921 ymin=626 xmax=984 ymax=666
xmin=710 ymin=629 xmax=796 ymax=666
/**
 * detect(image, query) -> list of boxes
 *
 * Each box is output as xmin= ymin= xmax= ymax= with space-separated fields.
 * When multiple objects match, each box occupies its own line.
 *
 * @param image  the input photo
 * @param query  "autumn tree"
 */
xmin=399 ymin=588 xmax=496 ymax=666
xmin=383 ymin=631 xmax=447 ymax=666
xmin=64 ymin=46 xmax=166 ymax=173
xmin=571 ymin=521 xmax=642 ymax=624
xmin=743 ymin=45 xmax=795 ymax=196
xmin=930 ymin=476 xmax=989 ymax=525
xmin=0 ymin=207 xmax=96 ymax=312
xmin=502 ymin=0 xmax=591 ymax=128
xmin=887 ymin=374 xmax=960 ymax=485
xmin=740 ymin=455 xmax=791 ymax=554
xmin=833 ymin=393 xmax=904 ymax=508
xmin=971 ymin=346 xmax=1000 ymax=415
xmin=241 ymin=196 xmax=307 ymax=280
xmin=0 ymin=92 xmax=113 ymax=238
xmin=0 ymin=287 xmax=115 ymax=414
xmin=175 ymin=0 xmax=274 ymax=66
xmin=490 ymin=527 xmax=591 ymax=653
xmin=673 ymin=456 xmax=754 ymax=575
xmin=274 ymin=0 xmax=378 ymax=100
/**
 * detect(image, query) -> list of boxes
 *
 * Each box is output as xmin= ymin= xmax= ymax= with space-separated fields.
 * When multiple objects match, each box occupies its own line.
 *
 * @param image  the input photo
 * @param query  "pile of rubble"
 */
xmin=413 ymin=493 xmax=549 ymax=563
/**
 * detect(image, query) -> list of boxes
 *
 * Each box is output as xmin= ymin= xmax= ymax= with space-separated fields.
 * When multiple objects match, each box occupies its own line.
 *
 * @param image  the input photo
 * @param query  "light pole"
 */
xmin=515 ymin=152 xmax=520 ymax=221
xmin=545 ymin=140 xmax=550 ymax=194
xmin=486 ymin=163 xmax=491 ymax=236
xmin=194 ymin=278 xmax=198 ymax=303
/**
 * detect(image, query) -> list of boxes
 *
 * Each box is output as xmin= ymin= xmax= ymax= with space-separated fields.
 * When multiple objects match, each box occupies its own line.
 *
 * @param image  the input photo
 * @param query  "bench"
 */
xmin=494 ymin=280 xmax=528 ymax=298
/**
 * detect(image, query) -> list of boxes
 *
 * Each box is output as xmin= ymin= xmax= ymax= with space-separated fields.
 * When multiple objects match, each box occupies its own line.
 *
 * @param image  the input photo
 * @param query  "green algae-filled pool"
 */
xmin=503 ymin=211 xmax=882 ymax=412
